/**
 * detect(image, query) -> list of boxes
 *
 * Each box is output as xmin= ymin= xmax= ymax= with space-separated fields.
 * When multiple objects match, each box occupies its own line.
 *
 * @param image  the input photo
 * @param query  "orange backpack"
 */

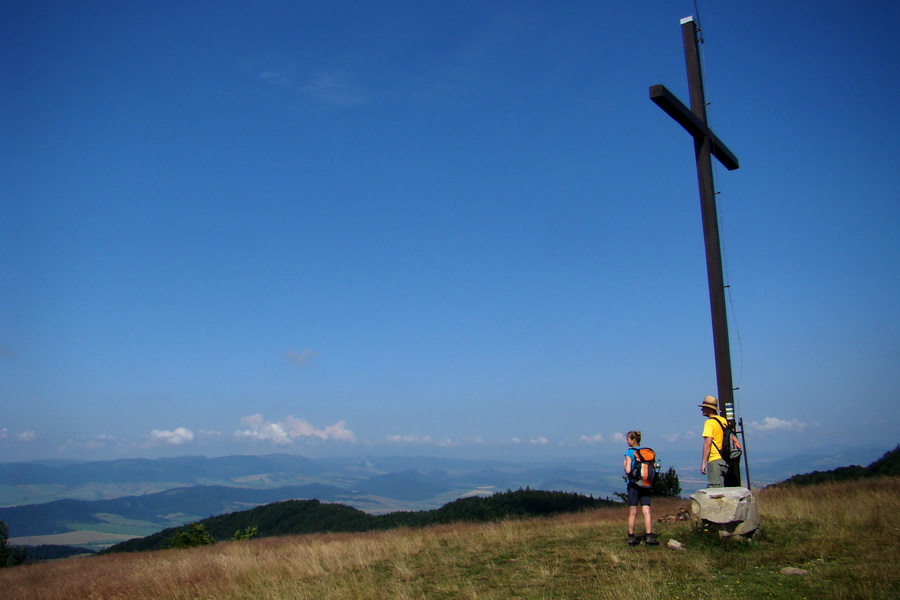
xmin=629 ymin=447 xmax=659 ymax=489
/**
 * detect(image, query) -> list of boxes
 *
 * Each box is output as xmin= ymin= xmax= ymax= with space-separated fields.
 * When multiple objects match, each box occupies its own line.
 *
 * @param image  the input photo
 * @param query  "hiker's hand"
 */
xmin=700 ymin=463 xmax=706 ymax=474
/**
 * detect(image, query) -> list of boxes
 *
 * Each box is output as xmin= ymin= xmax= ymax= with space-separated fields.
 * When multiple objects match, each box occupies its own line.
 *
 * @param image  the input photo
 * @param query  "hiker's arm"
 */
xmin=623 ymin=456 xmax=631 ymax=474
xmin=701 ymin=437 xmax=713 ymax=474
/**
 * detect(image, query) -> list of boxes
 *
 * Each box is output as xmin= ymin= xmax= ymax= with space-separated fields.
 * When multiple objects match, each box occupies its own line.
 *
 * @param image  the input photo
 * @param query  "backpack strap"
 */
xmin=709 ymin=415 xmax=728 ymax=454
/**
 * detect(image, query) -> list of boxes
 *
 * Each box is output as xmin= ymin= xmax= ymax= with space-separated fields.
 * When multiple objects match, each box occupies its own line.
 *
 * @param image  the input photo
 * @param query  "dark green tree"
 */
xmin=1 ymin=520 xmax=25 ymax=567
xmin=653 ymin=466 xmax=682 ymax=498
xmin=615 ymin=466 xmax=682 ymax=501
xmin=231 ymin=526 xmax=259 ymax=541
xmin=164 ymin=522 xmax=216 ymax=549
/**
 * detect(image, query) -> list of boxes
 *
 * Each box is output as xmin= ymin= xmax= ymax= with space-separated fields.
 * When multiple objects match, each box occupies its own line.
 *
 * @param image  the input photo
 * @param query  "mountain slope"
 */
xmin=770 ymin=445 xmax=900 ymax=487
xmin=0 ymin=484 xmax=346 ymax=537
xmin=102 ymin=489 xmax=617 ymax=554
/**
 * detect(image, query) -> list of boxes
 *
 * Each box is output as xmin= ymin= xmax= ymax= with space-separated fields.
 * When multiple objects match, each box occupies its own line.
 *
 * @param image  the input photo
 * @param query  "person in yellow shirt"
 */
xmin=699 ymin=395 xmax=729 ymax=487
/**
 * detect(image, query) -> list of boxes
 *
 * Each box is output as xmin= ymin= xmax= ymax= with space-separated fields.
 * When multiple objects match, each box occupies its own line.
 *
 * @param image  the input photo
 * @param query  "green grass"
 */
xmin=3 ymin=479 xmax=898 ymax=599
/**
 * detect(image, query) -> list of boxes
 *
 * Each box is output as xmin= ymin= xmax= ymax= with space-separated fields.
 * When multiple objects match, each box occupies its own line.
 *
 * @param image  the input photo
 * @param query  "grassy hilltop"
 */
xmin=3 ymin=478 xmax=898 ymax=600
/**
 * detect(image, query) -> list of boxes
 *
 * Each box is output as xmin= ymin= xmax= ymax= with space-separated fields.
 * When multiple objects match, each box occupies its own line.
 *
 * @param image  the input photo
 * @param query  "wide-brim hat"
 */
xmin=698 ymin=395 xmax=719 ymax=411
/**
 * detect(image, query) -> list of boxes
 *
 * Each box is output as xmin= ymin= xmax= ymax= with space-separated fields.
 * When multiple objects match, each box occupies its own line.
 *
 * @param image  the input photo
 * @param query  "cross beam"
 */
xmin=650 ymin=17 xmax=743 ymax=486
xmin=649 ymin=85 xmax=739 ymax=171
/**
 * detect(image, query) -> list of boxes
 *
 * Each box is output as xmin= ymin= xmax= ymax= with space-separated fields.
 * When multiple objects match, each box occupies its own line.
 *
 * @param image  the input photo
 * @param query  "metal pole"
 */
xmin=738 ymin=417 xmax=751 ymax=489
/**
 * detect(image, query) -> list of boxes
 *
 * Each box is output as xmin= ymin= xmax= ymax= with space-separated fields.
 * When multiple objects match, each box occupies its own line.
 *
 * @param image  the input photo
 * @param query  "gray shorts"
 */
xmin=707 ymin=459 xmax=728 ymax=488
xmin=627 ymin=483 xmax=652 ymax=506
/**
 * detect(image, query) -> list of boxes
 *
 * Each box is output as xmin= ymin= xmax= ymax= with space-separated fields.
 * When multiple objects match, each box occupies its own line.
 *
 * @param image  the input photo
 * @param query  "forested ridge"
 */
xmin=103 ymin=489 xmax=616 ymax=554
xmin=769 ymin=445 xmax=899 ymax=487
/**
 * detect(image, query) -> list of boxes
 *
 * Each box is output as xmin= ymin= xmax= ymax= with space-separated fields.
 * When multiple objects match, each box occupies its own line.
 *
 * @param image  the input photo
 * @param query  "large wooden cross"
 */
xmin=650 ymin=17 xmax=742 ymax=486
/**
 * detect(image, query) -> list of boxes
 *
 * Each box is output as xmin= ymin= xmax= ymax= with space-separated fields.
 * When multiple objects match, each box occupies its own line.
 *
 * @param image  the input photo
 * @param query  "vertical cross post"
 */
xmin=650 ymin=16 xmax=742 ymax=486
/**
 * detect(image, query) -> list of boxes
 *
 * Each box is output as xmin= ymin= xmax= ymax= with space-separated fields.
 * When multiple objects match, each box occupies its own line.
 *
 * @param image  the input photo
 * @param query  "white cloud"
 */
xmin=661 ymin=433 xmax=682 ymax=443
xmin=383 ymin=434 xmax=458 ymax=447
xmin=0 ymin=428 xmax=38 ymax=442
xmin=530 ymin=437 xmax=549 ymax=445
xmin=578 ymin=433 xmax=605 ymax=444
xmin=235 ymin=414 xmax=356 ymax=445
xmin=611 ymin=432 xmax=626 ymax=443
xmin=385 ymin=434 xmax=432 ymax=444
xmin=149 ymin=427 xmax=195 ymax=445
xmin=749 ymin=417 xmax=807 ymax=432
xmin=59 ymin=434 xmax=119 ymax=452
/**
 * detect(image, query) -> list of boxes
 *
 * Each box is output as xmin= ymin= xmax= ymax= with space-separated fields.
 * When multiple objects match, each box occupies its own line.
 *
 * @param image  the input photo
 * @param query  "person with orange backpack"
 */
xmin=623 ymin=430 xmax=659 ymax=546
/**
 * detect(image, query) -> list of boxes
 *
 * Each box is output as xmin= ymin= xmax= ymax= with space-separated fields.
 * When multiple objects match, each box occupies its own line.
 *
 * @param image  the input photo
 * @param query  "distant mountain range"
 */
xmin=2 ymin=445 xmax=894 ymax=551
xmin=101 ymin=489 xmax=619 ymax=554
xmin=0 ymin=484 xmax=347 ymax=537
xmin=0 ymin=454 xmax=626 ymax=550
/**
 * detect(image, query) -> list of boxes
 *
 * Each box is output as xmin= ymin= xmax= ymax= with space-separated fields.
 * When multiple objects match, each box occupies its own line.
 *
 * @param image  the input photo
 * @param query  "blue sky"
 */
xmin=2 ymin=1 xmax=898 ymax=464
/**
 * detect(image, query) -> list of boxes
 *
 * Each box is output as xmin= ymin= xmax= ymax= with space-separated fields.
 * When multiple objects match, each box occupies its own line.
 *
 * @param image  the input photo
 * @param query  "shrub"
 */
xmin=231 ymin=527 xmax=258 ymax=542
xmin=0 ymin=521 xmax=25 ymax=567
xmin=653 ymin=466 xmax=682 ymax=497
xmin=164 ymin=523 xmax=216 ymax=549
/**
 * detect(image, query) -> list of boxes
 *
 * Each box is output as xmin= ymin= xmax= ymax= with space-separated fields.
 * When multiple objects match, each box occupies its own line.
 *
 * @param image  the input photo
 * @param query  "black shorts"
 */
xmin=627 ymin=483 xmax=652 ymax=507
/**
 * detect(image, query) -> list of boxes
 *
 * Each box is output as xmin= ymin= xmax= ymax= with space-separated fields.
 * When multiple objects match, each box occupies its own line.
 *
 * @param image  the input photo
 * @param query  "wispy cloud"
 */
xmin=1 ymin=428 xmax=36 ymax=442
xmin=749 ymin=417 xmax=808 ymax=432
xmin=258 ymin=70 xmax=291 ymax=87
xmin=235 ymin=414 xmax=356 ymax=445
xmin=148 ymin=427 xmax=195 ymax=445
xmin=383 ymin=434 xmax=459 ymax=447
xmin=578 ymin=433 xmax=604 ymax=444
xmin=530 ymin=436 xmax=549 ymax=446
xmin=299 ymin=71 xmax=368 ymax=108
xmin=251 ymin=58 xmax=369 ymax=110
xmin=611 ymin=432 xmax=626 ymax=443
xmin=285 ymin=348 xmax=318 ymax=368
xmin=58 ymin=433 xmax=119 ymax=452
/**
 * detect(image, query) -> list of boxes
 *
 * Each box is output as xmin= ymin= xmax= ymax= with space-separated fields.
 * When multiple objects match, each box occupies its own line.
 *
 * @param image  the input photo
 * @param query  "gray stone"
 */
xmin=666 ymin=539 xmax=685 ymax=551
xmin=780 ymin=567 xmax=809 ymax=576
xmin=690 ymin=487 xmax=760 ymax=538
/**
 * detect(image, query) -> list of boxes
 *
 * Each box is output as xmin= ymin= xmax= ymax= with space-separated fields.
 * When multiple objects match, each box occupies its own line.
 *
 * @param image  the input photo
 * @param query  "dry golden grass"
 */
xmin=3 ymin=482 xmax=898 ymax=599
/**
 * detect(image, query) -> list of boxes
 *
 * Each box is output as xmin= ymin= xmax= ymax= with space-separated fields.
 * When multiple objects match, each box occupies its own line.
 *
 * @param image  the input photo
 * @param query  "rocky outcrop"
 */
xmin=690 ymin=487 xmax=759 ymax=539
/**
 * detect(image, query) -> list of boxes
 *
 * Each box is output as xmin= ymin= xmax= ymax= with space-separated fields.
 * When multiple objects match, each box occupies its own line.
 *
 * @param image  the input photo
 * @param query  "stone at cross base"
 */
xmin=690 ymin=487 xmax=760 ymax=539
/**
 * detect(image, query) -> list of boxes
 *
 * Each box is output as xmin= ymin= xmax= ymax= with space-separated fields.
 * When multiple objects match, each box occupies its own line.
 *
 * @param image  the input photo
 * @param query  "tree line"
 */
xmin=769 ymin=445 xmax=899 ymax=488
xmin=102 ymin=488 xmax=619 ymax=554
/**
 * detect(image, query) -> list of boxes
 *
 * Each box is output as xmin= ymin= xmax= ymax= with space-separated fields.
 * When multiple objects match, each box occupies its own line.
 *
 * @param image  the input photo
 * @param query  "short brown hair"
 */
xmin=626 ymin=431 xmax=642 ymax=444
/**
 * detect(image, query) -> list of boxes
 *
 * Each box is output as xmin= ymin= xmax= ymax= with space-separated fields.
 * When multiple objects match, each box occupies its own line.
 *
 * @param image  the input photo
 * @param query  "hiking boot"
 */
xmin=627 ymin=534 xmax=639 ymax=546
xmin=645 ymin=533 xmax=659 ymax=546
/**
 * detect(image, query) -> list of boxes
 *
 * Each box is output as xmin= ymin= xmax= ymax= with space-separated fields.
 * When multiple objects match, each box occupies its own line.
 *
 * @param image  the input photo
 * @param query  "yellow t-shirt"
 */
xmin=702 ymin=415 xmax=727 ymax=462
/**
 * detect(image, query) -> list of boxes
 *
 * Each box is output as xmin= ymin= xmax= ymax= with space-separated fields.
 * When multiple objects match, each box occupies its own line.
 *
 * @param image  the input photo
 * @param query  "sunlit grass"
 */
xmin=3 ymin=480 xmax=898 ymax=599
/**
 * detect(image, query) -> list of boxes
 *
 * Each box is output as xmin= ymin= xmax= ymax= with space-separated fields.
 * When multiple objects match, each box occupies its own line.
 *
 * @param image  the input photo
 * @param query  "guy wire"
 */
xmin=693 ymin=1 xmax=745 ymax=409
xmin=693 ymin=0 xmax=705 ymax=43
